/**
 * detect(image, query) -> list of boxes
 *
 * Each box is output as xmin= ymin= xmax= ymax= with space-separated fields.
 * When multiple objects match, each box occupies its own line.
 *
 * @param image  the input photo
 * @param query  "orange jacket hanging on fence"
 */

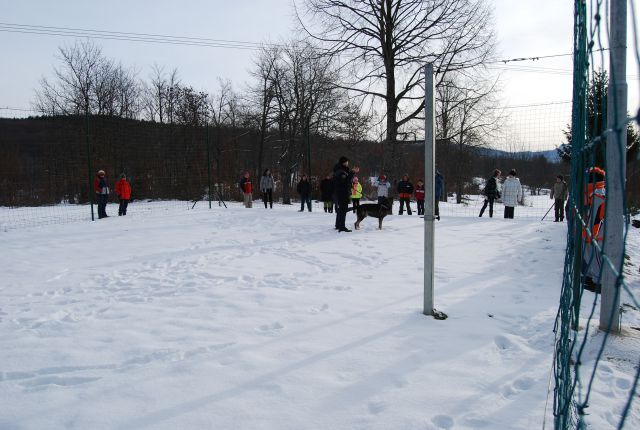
xmin=582 ymin=168 xmax=606 ymax=244
xmin=115 ymin=179 xmax=132 ymax=200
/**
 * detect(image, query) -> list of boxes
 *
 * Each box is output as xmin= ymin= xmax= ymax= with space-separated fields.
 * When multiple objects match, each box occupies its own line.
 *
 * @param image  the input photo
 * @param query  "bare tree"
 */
xmin=34 ymin=40 xmax=105 ymax=115
xmin=298 ymin=0 xmax=495 ymax=171
xmin=34 ymin=40 xmax=141 ymax=119
xmin=436 ymin=74 xmax=501 ymax=203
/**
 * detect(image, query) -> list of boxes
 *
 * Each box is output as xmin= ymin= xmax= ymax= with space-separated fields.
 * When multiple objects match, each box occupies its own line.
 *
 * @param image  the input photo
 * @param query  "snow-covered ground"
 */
xmin=1 ymin=192 xmax=556 ymax=231
xmin=1 ymin=204 xmax=638 ymax=429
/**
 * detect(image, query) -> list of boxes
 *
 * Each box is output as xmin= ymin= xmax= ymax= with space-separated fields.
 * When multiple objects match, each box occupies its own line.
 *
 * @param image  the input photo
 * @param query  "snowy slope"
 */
xmin=0 ymin=204 xmax=637 ymax=429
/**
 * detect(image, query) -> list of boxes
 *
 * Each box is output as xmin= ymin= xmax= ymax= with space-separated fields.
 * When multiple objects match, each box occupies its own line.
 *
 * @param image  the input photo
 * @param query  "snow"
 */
xmin=0 ymin=203 xmax=638 ymax=429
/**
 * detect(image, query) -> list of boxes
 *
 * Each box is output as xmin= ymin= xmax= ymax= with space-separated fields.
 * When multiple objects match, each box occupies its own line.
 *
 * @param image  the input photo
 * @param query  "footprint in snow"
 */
xmin=431 ymin=415 xmax=454 ymax=429
xmin=367 ymin=400 xmax=386 ymax=415
xmin=309 ymin=304 xmax=329 ymax=314
xmin=256 ymin=322 xmax=284 ymax=335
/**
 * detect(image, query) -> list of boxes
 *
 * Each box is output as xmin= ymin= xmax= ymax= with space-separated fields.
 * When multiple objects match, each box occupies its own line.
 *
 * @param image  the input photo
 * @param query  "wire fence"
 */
xmin=552 ymin=1 xmax=639 ymax=429
xmin=0 ymin=100 xmax=578 ymax=231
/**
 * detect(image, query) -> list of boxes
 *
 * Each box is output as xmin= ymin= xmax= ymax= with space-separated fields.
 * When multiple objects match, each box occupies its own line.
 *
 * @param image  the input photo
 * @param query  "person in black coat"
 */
xmin=479 ymin=169 xmax=501 ymax=217
xmin=397 ymin=174 xmax=414 ymax=215
xmin=320 ymin=174 xmax=334 ymax=213
xmin=297 ymin=174 xmax=312 ymax=212
xmin=333 ymin=156 xmax=359 ymax=232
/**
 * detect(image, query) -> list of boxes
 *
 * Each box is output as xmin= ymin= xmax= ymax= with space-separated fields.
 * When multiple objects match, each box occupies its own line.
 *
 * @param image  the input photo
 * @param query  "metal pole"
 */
xmin=599 ymin=0 xmax=627 ymax=333
xmin=86 ymin=110 xmax=94 ymax=221
xmin=306 ymin=124 xmax=311 ymax=177
xmin=206 ymin=123 xmax=212 ymax=209
xmin=423 ymin=64 xmax=435 ymax=316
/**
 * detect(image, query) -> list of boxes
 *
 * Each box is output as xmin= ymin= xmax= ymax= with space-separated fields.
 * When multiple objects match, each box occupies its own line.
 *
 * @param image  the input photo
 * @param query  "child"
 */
xmin=375 ymin=174 xmax=391 ymax=205
xmin=115 ymin=173 xmax=132 ymax=216
xmin=415 ymin=179 xmax=425 ymax=215
xmin=239 ymin=171 xmax=253 ymax=208
xmin=351 ymin=176 xmax=363 ymax=213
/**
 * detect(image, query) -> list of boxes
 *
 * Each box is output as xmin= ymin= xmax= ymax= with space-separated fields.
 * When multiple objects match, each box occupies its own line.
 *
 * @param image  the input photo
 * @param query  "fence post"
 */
xmin=423 ymin=63 xmax=435 ymax=316
xmin=600 ymin=0 xmax=627 ymax=333
xmin=207 ymin=123 xmax=212 ymax=209
xmin=86 ymin=111 xmax=94 ymax=221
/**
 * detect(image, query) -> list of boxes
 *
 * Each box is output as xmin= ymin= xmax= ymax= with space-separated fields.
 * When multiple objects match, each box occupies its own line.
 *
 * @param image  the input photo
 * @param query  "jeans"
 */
xmin=399 ymin=198 xmax=412 ymax=215
xmin=417 ymin=200 xmax=425 ymax=215
xmin=97 ymin=194 xmax=108 ymax=219
xmin=118 ymin=198 xmax=129 ymax=216
xmin=300 ymin=196 xmax=312 ymax=212
xmin=335 ymin=199 xmax=349 ymax=229
xmin=262 ymin=189 xmax=273 ymax=208
xmin=479 ymin=197 xmax=495 ymax=217
xmin=352 ymin=198 xmax=360 ymax=213
xmin=554 ymin=199 xmax=565 ymax=221
xmin=504 ymin=206 xmax=515 ymax=219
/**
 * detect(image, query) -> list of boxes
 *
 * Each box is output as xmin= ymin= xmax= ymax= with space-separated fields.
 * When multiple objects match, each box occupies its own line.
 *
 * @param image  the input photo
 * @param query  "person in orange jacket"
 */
xmin=582 ymin=167 xmax=605 ymax=292
xmin=115 ymin=173 xmax=132 ymax=216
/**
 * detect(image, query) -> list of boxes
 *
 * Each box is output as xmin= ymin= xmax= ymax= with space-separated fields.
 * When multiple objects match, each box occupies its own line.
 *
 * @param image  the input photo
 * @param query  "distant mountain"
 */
xmin=477 ymin=147 xmax=561 ymax=163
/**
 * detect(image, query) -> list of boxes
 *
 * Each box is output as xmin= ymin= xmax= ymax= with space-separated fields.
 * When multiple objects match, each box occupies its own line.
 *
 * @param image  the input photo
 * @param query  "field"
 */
xmin=1 ymin=202 xmax=638 ymax=429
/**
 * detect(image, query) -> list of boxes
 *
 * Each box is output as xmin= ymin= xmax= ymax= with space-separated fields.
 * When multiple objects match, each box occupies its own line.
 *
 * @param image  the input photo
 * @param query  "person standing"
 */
xmin=415 ymin=179 xmax=425 ymax=216
xmin=375 ymin=174 xmax=391 ymax=205
xmin=239 ymin=171 xmax=253 ymax=208
xmin=479 ymin=169 xmax=501 ymax=218
xmin=93 ymin=170 xmax=110 ymax=219
xmin=501 ymin=169 xmax=522 ymax=219
xmin=260 ymin=169 xmax=275 ymax=209
xmin=333 ymin=156 xmax=359 ymax=232
xmin=397 ymin=174 xmax=414 ymax=215
xmin=115 ymin=173 xmax=132 ymax=216
xmin=297 ymin=174 xmax=312 ymax=212
xmin=582 ymin=167 xmax=606 ymax=292
xmin=435 ymin=170 xmax=444 ymax=220
xmin=550 ymin=174 xmax=568 ymax=222
xmin=351 ymin=176 xmax=363 ymax=213
xmin=320 ymin=174 xmax=334 ymax=213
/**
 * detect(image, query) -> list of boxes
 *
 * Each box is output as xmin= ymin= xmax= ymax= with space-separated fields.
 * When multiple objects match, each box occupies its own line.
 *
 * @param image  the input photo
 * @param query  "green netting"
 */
xmin=553 ymin=1 xmax=639 ymax=429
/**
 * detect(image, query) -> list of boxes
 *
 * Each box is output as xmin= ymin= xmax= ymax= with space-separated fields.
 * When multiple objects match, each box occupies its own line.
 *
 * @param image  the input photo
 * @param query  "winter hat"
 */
xmin=380 ymin=174 xmax=386 ymax=180
xmin=509 ymin=169 xmax=517 ymax=176
xmin=339 ymin=156 xmax=349 ymax=164
xmin=97 ymin=170 xmax=105 ymax=176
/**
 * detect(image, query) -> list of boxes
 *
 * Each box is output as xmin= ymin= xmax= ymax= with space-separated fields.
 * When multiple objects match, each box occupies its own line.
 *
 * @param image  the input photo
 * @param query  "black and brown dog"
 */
xmin=354 ymin=197 xmax=394 ymax=230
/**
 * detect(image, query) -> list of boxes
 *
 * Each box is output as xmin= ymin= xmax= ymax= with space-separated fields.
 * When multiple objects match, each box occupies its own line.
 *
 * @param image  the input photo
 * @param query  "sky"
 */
xmin=1 ymin=0 xmax=638 ymax=150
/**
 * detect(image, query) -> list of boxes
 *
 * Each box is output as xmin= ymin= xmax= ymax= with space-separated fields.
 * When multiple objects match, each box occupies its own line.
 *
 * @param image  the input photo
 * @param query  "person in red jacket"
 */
xmin=93 ymin=169 xmax=110 ymax=219
xmin=239 ymin=171 xmax=253 ymax=208
xmin=415 ymin=179 xmax=425 ymax=215
xmin=115 ymin=174 xmax=132 ymax=216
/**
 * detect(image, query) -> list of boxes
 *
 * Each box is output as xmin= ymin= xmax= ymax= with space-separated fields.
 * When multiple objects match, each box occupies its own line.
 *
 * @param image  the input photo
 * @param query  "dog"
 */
xmin=354 ymin=197 xmax=394 ymax=230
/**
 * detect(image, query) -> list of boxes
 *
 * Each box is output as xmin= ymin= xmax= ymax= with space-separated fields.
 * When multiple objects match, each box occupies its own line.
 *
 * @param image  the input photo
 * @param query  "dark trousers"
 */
xmin=300 ymin=196 xmax=312 ymax=212
xmin=554 ymin=199 xmax=565 ymax=221
xmin=335 ymin=199 xmax=349 ymax=229
xmin=504 ymin=206 xmax=515 ymax=219
xmin=479 ymin=197 xmax=495 ymax=217
xmin=417 ymin=200 xmax=425 ymax=215
xmin=97 ymin=194 xmax=108 ymax=219
xmin=399 ymin=198 xmax=412 ymax=215
xmin=352 ymin=198 xmax=360 ymax=213
xmin=262 ymin=190 xmax=273 ymax=208
xmin=435 ymin=199 xmax=440 ymax=219
xmin=118 ymin=198 xmax=129 ymax=216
